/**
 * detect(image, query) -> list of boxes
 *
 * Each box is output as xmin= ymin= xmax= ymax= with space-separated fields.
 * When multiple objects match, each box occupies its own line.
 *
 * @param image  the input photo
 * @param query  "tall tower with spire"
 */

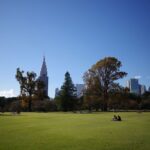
xmin=39 ymin=56 xmax=49 ymax=97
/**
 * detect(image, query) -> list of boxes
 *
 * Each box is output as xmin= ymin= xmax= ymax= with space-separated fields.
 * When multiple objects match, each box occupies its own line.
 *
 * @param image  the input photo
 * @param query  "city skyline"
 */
xmin=0 ymin=0 xmax=150 ymax=97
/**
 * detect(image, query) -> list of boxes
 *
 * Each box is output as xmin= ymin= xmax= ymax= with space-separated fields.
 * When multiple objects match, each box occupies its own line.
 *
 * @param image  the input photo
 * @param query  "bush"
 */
xmin=9 ymin=101 xmax=21 ymax=114
xmin=32 ymin=100 xmax=57 ymax=112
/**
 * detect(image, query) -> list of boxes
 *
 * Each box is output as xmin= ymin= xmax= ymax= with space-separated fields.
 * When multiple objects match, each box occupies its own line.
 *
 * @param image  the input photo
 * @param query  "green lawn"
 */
xmin=0 ymin=112 xmax=150 ymax=150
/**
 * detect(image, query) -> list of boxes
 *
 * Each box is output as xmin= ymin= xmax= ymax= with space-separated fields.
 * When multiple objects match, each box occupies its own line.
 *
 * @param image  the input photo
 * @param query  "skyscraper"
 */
xmin=127 ymin=78 xmax=140 ymax=94
xmin=75 ymin=84 xmax=84 ymax=98
xmin=55 ymin=88 xmax=60 ymax=97
xmin=148 ymin=87 xmax=150 ymax=92
xmin=38 ymin=57 xmax=49 ymax=97
xmin=140 ymin=85 xmax=146 ymax=95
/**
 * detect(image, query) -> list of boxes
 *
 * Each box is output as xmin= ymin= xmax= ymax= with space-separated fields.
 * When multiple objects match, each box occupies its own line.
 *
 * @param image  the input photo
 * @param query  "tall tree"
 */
xmin=83 ymin=71 xmax=103 ymax=111
xmin=84 ymin=57 xmax=127 ymax=111
xmin=35 ymin=80 xmax=46 ymax=100
xmin=16 ymin=68 xmax=37 ymax=111
xmin=58 ymin=72 xmax=77 ymax=111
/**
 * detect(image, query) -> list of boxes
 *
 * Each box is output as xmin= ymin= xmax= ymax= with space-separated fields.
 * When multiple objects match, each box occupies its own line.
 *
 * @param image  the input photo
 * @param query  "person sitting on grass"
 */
xmin=117 ymin=115 xmax=122 ymax=121
xmin=112 ymin=115 xmax=118 ymax=121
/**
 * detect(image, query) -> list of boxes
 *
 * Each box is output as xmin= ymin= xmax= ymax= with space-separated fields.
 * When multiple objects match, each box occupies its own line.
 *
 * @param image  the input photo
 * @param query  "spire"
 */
xmin=40 ymin=56 xmax=47 ymax=76
xmin=39 ymin=56 xmax=49 ymax=97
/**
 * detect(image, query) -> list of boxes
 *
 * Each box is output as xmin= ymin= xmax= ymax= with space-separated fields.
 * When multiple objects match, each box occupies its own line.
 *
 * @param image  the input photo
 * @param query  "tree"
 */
xmin=108 ymin=88 xmax=124 ymax=111
xmin=141 ymin=92 xmax=150 ymax=109
xmin=83 ymin=71 xmax=103 ymax=111
xmin=58 ymin=72 xmax=77 ymax=111
xmin=84 ymin=57 xmax=127 ymax=111
xmin=0 ymin=97 xmax=5 ymax=113
xmin=35 ymin=80 xmax=46 ymax=100
xmin=32 ymin=99 xmax=57 ymax=112
xmin=10 ymin=100 xmax=21 ymax=114
xmin=16 ymin=68 xmax=37 ymax=112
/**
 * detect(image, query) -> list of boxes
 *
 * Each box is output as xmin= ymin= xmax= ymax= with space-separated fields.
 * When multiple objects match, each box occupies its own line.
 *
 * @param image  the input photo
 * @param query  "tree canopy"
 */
xmin=84 ymin=57 xmax=127 ymax=111
xmin=16 ymin=68 xmax=46 ymax=111
xmin=57 ymin=72 xmax=77 ymax=111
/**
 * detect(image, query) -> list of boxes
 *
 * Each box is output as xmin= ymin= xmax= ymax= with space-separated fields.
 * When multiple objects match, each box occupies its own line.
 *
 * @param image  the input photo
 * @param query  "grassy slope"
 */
xmin=0 ymin=112 xmax=150 ymax=150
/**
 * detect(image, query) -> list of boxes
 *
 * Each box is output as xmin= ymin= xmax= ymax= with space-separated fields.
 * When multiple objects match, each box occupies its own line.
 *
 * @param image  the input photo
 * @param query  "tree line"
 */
xmin=0 ymin=57 xmax=150 ymax=113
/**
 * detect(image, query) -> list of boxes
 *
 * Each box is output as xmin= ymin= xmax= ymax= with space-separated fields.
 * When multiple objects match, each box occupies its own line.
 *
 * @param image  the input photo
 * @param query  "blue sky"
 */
xmin=0 ymin=0 xmax=150 ymax=97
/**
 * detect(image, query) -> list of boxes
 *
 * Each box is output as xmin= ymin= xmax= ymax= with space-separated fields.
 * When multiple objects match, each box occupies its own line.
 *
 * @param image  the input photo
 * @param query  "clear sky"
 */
xmin=0 ymin=0 xmax=150 ymax=98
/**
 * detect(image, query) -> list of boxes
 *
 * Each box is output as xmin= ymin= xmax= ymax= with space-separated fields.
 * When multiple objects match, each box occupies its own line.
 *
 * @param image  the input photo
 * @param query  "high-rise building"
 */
xmin=140 ymin=85 xmax=146 ymax=95
xmin=55 ymin=88 xmax=60 ymax=97
xmin=38 ymin=57 xmax=49 ymax=97
xmin=127 ymin=78 xmax=140 ymax=94
xmin=148 ymin=87 xmax=150 ymax=92
xmin=126 ymin=80 xmax=130 ymax=89
xmin=75 ymin=84 xmax=84 ymax=98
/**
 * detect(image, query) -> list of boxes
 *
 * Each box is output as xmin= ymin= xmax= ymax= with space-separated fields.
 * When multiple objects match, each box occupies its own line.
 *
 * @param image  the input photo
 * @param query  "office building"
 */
xmin=127 ymin=78 xmax=140 ymax=94
xmin=75 ymin=84 xmax=84 ymax=98
xmin=38 ymin=57 xmax=49 ymax=97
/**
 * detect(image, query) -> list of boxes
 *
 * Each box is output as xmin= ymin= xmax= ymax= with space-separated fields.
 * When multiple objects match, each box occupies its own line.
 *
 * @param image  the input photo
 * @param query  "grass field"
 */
xmin=0 ymin=112 xmax=150 ymax=150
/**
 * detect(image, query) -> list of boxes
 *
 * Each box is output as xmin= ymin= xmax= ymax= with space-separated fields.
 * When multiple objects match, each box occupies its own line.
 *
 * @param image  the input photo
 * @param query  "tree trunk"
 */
xmin=103 ymin=90 xmax=108 ymax=111
xmin=103 ymin=102 xmax=108 ymax=111
xmin=28 ymin=96 xmax=32 ymax=112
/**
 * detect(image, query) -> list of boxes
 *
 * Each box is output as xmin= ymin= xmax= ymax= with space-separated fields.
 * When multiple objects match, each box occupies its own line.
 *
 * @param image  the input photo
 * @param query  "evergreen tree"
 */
xmin=59 ymin=72 xmax=77 ymax=111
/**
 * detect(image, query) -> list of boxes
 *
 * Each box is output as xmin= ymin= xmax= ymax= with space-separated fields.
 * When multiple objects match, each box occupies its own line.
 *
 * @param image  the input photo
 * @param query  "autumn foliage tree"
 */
xmin=16 ymin=68 xmax=46 ymax=112
xmin=83 ymin=71 xmax=103 ymax=111
xmin=83 ymin=57 xmax=127 ymax=111
xmin=16 ymin=68 xmax=37 ymax=111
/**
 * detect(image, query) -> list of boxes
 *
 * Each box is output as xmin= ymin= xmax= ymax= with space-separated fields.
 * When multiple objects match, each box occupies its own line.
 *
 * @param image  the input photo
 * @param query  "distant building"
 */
xmin=38 ymin=57 xmax=49 ymax=97
xmin=148 ymin=87 xmax=150 ymax=92
xmin=55 ymin=88 xmax=60 ymax=97
xmin=140 ymin=85 xmax=146 ymax=95
xmin=127 ymin=78 xmax=140 ymax=94
xmin=126 ymin=80 xmax=130 ymax=89
xmin=75 ymin=84 xmax=84 ymax=98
